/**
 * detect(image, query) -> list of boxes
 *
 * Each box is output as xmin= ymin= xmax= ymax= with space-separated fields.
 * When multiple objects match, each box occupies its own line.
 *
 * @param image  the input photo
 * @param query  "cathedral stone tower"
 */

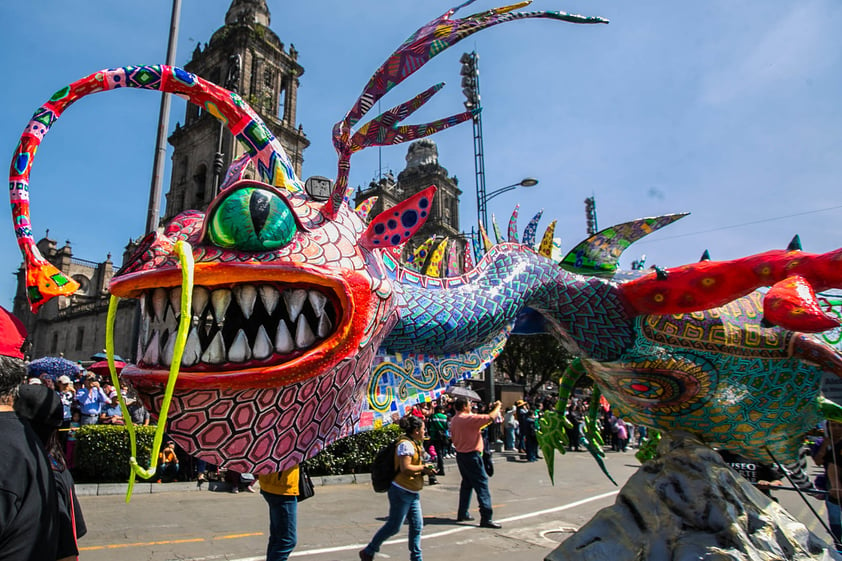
xmin=12 ymin=0 xmax=311 ymax=362
xmin=354 ymin=139 xmax=467 ymax=270
xmin=164 ymin=0 xmax=309 ymax=221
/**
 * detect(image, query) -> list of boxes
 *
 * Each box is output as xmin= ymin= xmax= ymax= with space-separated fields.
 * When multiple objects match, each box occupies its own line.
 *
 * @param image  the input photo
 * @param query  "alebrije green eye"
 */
xmin=207 ymin=187 xmax=297 ymax=251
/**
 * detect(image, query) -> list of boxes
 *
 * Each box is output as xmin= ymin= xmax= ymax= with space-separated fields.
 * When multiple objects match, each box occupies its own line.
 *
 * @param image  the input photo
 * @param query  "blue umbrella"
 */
xmin=27 ymin=356 xmax=82 ymax=381
xmin=90 ymin=352 xmax=125 ymax=362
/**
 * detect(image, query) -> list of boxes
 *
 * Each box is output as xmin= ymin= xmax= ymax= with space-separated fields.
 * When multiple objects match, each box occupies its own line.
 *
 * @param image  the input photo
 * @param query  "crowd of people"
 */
xmin=25 ymin=366 xmax=151 ymax=472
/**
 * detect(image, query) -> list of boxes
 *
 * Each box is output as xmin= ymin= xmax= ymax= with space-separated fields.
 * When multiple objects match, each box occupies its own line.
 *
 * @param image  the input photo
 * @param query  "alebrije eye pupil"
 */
xmin=249 ymin=190 xmax=271 ymax=233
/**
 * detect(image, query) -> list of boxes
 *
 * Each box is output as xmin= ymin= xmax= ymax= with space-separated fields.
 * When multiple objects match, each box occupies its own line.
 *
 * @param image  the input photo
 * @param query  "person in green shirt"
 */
xmin=428 ymin=405 xmax=449 ymax=476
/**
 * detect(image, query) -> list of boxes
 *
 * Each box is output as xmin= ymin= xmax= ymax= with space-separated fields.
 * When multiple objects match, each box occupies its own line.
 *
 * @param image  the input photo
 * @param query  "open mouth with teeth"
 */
xmin=137 ymin=283 xmax=339 ymax=371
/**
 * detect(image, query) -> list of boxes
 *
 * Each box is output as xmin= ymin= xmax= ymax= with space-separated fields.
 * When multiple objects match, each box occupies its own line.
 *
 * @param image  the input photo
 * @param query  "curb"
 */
xmin=74 ymin=453 xmax=522 ymax=497
xmin=76 ymin=472 xmax=374 ymax=497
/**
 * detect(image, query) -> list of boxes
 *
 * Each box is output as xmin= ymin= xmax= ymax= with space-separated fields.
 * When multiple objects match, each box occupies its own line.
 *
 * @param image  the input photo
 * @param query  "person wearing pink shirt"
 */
xmin=449 ymin=397 xmax=502 ymax=529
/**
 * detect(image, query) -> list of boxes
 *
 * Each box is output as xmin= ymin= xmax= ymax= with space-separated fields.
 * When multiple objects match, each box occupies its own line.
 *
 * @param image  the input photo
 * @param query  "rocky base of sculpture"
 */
xmin=546 ymin=431 xmax=840 ymax=561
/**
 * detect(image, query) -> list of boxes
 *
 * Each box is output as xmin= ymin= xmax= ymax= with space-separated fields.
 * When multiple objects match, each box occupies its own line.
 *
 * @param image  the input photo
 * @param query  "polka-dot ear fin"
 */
xmin=360 ymin=186 xmax=436 ymax=250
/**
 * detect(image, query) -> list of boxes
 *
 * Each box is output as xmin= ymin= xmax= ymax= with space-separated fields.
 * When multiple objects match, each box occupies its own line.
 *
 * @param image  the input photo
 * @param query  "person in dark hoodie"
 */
xmin=0 ymin=306 xmax=59 ymax=561
xmin=15 ymin=382 xmax=87 ymax=560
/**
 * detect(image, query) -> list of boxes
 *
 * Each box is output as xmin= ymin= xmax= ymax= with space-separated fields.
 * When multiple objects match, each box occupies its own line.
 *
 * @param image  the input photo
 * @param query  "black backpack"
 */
xmin=370 ymin=439 xmax=400 ymax=492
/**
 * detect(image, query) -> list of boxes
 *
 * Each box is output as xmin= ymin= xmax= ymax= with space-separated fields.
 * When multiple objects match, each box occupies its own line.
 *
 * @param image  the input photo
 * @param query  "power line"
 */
xmin=636 ymin=204 xmax=842 ymax=245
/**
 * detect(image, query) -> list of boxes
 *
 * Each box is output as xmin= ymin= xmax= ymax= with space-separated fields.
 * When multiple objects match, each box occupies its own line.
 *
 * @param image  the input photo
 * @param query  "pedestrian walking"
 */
xmin=360 ymin=415 xmax=436 ymax=561
xmin=427 ymin=404 xmax=449 ymax=476
xmin=450 ymin=397 xmax=503 ymax=528
xmin=258 ymin=466 xmax=299 ymax=561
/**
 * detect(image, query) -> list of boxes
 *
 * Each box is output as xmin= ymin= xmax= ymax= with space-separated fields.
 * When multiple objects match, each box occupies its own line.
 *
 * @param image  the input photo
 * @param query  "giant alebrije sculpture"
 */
xmin=9 ymin=0 xmax=842 ymax=489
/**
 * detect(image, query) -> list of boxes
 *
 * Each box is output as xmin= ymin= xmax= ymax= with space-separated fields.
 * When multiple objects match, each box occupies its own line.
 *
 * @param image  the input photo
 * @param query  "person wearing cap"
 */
xmin=0 ymin=306 xmax=59 ymax=561
xmin=56 ymin=375 xmax=75 ymax=436
xmin=74 ymin=372 xmax=109 ymax=425
xmin=99 ymin=387 xmax=125 ymax=425
xmin=15 ymin=384 xmax=87 ymax=561
xmin=502 ymin=405 xmax=518 ymax=451
xmin=449 ymin=396 xmax=503 ymax=529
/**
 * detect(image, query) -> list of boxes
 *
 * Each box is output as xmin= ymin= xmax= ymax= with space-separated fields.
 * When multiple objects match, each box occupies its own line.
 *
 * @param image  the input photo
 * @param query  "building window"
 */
xmin=278 ymin=79 xmax=287 ymax=121
xmin=193 ymin=164 xmax=207 ymax=205
xmin=75 ymin=327 xmax=85 ymax=351
xmin=187 ymin=103 xmax=200 ymax=124
xmin=264 ymin=69 xmax=273 ymax=89
xmin=177 ymin=158 xmax=188 ymax=185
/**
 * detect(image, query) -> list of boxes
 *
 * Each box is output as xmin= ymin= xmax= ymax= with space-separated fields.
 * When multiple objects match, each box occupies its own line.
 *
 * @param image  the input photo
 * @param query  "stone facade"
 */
xmin=12 ymin=237 xmax=138 ymax=362
xmin=165 ymin=0 xmax=309 ymax=220
xmin=354 ymin=139 xmax=469 ymax=269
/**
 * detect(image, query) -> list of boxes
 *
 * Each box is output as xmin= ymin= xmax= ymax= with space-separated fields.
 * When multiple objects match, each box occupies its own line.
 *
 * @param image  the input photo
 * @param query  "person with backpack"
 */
xmin=360 ymin=415 xmax=436 ymax=561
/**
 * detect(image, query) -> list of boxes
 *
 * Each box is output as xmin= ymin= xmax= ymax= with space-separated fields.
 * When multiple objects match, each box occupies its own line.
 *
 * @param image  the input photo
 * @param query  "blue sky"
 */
xmin=2 ymin=1 xmax=841 ymax=307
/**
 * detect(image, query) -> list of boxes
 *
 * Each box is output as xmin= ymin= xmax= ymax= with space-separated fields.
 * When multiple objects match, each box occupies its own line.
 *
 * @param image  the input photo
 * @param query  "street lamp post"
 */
xmin=145 ymin=0 xmax=182 ymax=234
xmin=461 ymin=52 xmax=542 ymax=407
xmin=484 ymin=177 xmax=539 ymax=205
xmin=476 ymin=176 xmax=537 ymax=415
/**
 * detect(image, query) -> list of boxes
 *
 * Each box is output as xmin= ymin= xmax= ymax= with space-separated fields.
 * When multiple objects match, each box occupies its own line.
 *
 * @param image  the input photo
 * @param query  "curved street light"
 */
xmin=479 ymin=177 xmax=540 ymax=233
xmin=484 ymin=177 xmax=539 ymax=203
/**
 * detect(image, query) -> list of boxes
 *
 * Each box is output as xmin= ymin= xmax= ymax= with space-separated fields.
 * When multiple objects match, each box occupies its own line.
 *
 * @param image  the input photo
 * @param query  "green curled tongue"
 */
xmin=106 ymin=240 xmax=194 ymax=502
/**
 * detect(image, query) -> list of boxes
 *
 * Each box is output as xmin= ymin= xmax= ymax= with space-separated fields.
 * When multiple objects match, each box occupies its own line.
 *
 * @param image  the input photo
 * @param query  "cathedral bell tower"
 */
xmin=164 ymin=0 xmax=309 ymax=220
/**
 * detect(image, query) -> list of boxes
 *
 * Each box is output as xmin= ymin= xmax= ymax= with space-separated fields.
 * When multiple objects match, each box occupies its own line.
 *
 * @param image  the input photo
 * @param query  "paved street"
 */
xmin=76 ymin=449 xmax=835 ymax=561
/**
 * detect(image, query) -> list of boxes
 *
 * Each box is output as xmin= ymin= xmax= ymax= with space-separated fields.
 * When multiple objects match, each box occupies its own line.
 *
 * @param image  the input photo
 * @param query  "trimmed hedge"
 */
xmin=303 ymin=424 xmax=402 ymax=476
xmin=72 ymin=423 xmax=402 ymax=481
xmin=74 ymin=424 xmax=156 ymax=483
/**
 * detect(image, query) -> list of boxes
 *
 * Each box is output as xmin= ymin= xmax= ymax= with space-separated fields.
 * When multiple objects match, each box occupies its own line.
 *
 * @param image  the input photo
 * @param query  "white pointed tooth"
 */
xmin=274 ymin=320 xmax=294 ymax=353
xmin=181 ymin=328 xmax=201 ymax=367
xmin=259 ymin=285 xmax=279 ymax=315
xmin=253 ymin=325 xmax=273 ymax=360
xmin=317 ymin=314 xmax=332 ymax=338
xmin=142 ymin=331 xmax=160 ymax=365
xmin=201 ymin=331 xmax=226 ymax=364
xmin=140 ymin=292 xmax=149 ymax=322
xmin=162 ymin=330 xmax=178 ymax=367
xmin=152 ymin=288 xmax=168 ymax=322
xmin=192 ymin=286 xmax=210 ymax=317
xmin=228 ymin=329 xmax=252 ymax=363
xmin=308 ymin=291 xmax=327 ymax=317
xmin=233 ymin=285 xmax=258 ymax=319
xmin=284 ymin=289 xmax=307 ymax=322
xmin=295 ymin=315 xmax=316 ymax=348
xmin=169 ymin=286 xmax=183 ymax=319
xmin=211 ymin=289 xmax=232 ymax=325
xmin=138 ymin=298 xmax=150 ymax=356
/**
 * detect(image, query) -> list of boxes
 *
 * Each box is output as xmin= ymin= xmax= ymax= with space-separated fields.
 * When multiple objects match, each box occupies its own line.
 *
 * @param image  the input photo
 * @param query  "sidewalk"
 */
xmin=74 ymin=449 xmax=526 ymax=496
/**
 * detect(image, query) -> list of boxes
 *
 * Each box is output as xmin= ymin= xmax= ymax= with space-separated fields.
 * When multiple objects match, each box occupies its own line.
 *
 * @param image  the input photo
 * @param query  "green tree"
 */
xmin=495 ymin=334 xmax=574 ymax=397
